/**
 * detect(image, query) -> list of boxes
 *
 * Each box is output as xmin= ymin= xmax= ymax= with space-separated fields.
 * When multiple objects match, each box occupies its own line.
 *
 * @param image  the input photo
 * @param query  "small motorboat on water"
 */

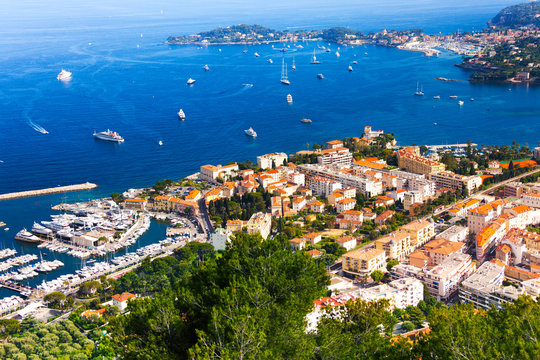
xmin=287 ymin=94 xmax=293 ymax=104
xmin=186 ymin=78 xmax=196 ymax=85
xmin=244 ymin=127 xmax=257 ymax=138
xmin=178 ymin=109 xmax=186 ymax=120
xmin=300 ymin=118 xmax=312 ymax=123
xmin=317 ymin=73 xmax=324 ymax=79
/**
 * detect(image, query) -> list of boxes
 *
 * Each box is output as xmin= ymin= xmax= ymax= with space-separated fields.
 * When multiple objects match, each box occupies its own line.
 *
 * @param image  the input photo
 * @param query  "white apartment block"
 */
xmin=317 ymin=148 xmax=353 ymax=166
xmin=309 ymin=176 xmax=342 ymax=197
xmin=298 ymin=164 xmax=383 ymax=197
xmin=423 ymin=253 xmax=476 ymax=301
xmin=336 ymin=198 xmax=357 ymax=213
xmin=288 ymin=172 xmax=305 ymax=186
xmin=436 ymin=225 xmax=468 ymax=243
xmin=352 ymin=277 xmax=424 ymax=309
xmin=522 ymin=193 xmax=540 ymax=209
xmin=257 ymin=152 xmax=288 ymax=169
xmin=404 ymin=191 xmax=423 ymax=211
xmin=459 ymin=261 xmax=523 ymax=310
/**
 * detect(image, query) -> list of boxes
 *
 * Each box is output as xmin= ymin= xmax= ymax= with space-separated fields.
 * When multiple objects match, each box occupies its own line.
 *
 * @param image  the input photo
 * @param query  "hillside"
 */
xmin=489 ymin=1 xmax=540 ymax=28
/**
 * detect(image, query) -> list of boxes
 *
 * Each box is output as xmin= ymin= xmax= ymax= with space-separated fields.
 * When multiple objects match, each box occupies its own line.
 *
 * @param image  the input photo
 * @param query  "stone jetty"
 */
xmin=0 ymin=182 xmax=97 ymax=201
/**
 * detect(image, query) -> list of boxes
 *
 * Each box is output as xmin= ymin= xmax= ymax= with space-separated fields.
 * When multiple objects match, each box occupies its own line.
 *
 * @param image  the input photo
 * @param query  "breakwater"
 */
xmin=0 ymin=183 xmax=97 ymax=201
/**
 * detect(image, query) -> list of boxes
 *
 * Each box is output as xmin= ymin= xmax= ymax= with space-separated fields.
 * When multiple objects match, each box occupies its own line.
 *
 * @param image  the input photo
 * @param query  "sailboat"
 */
xmin=414 ymin=82 xmax=424 ymax=96
xmin=292 ymin=57 xmax=296 ymax=70
xmin=280 ymin=58 xmax=290 ymax=85
xmin=310 ymin=49 xmax=320 ymax=64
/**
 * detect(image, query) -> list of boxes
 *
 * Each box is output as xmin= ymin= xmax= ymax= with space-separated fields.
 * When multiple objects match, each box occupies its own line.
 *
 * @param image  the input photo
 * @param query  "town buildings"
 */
xmin=375 ymin=232 xmax=412 ymax=261
xmin=246 ymin=212 xmax=272 ymax=239
xmin=429 ymin=171 xmax=482 ymax=193
xmin=112 ymin=292 xmax=137 ymax=311
xmin=423 ymin=253 xmax=476 ymax=301
xmin=352 ymin=277 xmax=423 ymax=309
xmin=211 ymin=227 xmax=232 ymax=251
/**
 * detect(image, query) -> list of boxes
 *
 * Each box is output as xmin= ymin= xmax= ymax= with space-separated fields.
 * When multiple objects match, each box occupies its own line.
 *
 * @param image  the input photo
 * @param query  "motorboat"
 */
xmin=178 ymin=109 xmax=186 ymax=120
xmin=186 ymin=78 xmax=196 ymax=85
xmin=287 ymin=94 xmax=293 ymax=104
xmin=57 ymin=69 xmax=72 ymax=81
xmin=317 ymin=73 xmax=324 ymax=79
xmin=300 ymin=118 xmax=312 ymax=123
xmin=244 ymin=127 xmax=257 ymax=138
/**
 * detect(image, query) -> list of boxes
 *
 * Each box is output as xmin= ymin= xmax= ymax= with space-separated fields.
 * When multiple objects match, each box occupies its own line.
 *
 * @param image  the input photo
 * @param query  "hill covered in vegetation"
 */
xmin=489 ymin=2 xmax=540 ymax=28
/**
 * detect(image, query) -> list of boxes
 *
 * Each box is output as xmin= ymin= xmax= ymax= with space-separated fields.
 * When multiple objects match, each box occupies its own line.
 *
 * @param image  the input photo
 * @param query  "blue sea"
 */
xmin=0 ymin=0 xmax=537 ymax=298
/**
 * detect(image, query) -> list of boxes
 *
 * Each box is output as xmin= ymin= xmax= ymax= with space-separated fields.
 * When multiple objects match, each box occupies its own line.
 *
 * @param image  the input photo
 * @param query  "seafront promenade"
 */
xmin=0 ymin=183 xmax=97 ymax=201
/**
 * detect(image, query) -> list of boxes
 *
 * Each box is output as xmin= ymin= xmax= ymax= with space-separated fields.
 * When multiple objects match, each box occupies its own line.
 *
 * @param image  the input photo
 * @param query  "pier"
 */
xmin=0 ymin=182 xmax=98 ymax=201
xmin=0 ymin=280 xmax=41 ymax=297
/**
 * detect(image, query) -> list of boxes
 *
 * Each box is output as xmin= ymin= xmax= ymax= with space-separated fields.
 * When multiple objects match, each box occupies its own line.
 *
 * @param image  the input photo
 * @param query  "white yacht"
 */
xmin=14 ymin=229 xmax=41 ymax=243
xmin=335 ymin=51 xmax=340 ymax=57
xmin=449 ymin=95 xmax=458 ymax=99
xmin=158 ymin=140 xmax=163 ymax=146
xmin=93 ymin=129 xmax=124 ymax=143
xmin=292 ymin=57 xmax=296 ymax=70
xmin=203 ymin=64 xmax=210 ymax=71
xmin=268 ymin=59 xmax=273 ymax=64
xmin=57 ymin=69 xmax=72 ymax=81
xmin=433 ymin=95 xmax=441 ymax=99
xmin=348 ymin=65 xmax=353 ymax=72
xmin=414 ymin=82 xmax=424 ymax=96
xmin=287 ymin=94 xmax=293 ymax=104
xmin=254 ymin=52 xmax=260 ymax=57
xmin=280 ymin=58 xmax=290 ymax=85
xmin=458 ymin=100 xmax=464 ymax=106
xmin=187 ymin=78 xmax=196 ymax=85
xmin=317 ymin=73 xmax=324 ymax=79
xmin=32 ymin=222 xmax=52 ymax=235
xmin=300 ymin=118 xmax=312 ymax=123
xmin=352 ymin=60 xmax=358 ymax=64
xmin=178 ymin=109 xmax=186 ymax=120
xmin=310 ymin=50 xmax=321 ymax=64
xmin=244 ymin=127 xmax=257 ymax=138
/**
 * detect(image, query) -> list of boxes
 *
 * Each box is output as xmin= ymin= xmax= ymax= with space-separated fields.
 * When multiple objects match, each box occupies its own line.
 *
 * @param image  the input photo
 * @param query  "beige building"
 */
xmin=375 ymin=232 xmax=412 ymax=261
xmin=429 ymin=171 xmax=482 ymax=193
xmin=246 ymin=212 xmax=272 ymax=239
xmin=200 ymin=163 xmax=239 ymax=183
xmin=397 ymin=147 xmax=445 ymax=176
xmin=400 ymin=220 xmax=435 ymax=247
xmin=424 ymin=239 xmax=465 ymax=266
xmin=123 ymin=198 xmax=147 ymax=211
xmin=343 ymin=248 xmax=386 ymax=276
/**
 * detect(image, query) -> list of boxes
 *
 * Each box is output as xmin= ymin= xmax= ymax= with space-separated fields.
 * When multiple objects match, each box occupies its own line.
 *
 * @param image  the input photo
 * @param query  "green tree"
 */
xmin=43 ymin=292 xmax=66 ymax=309
xmin=370 ymin=270 xmax=384 ymax=283
xmin=387 ymin=259 xmax=399 ymax=271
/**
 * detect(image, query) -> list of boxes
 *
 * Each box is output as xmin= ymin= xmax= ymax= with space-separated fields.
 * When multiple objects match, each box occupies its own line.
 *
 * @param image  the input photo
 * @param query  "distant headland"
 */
xmin=167 ymin=2 xmax=540 ymax=85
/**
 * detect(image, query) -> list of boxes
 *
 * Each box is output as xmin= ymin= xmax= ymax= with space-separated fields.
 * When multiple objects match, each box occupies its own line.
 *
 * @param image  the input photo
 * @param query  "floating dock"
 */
xmin=0 ymin=182 xmax=98 ymax=201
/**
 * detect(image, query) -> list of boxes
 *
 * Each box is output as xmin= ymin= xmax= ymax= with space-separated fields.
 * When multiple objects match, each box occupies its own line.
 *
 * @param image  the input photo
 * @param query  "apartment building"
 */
xmin=397 ymin=147 xmax=446 ymax=176
xmin=246 ymin=212 xmax=272 ymax=239
xmin=336 ymin=210 xmax=364 ymax=230
xmin=429 ymin=171 xmax=482 ymax=193
xmin=343 ymin=248 xmax=386 ymax=276
xmin=211 ymin=228 xmax=232 ymax=251
xmin=436 ymin=225 xmax=468 ymax=243
xmin=336 ymin=198 xmax=357 ymax=213
xmin=459 ymin=261 xmax=522 ymax=310
xmin=335 ymin=236 xmax=358 ymax=251
xmin=467 ymin=199 xmax=508 ymax=234
xmin=423 ymin=253 xmax=476 ymax=301
xmin=476 ymin=218 xmax=508 ymax=262
xmin=522 ymin=193 xmax=540 ymax=209
xmin=200 ymin=163 xmax=239 ymax=183
xmin=308 ymin=176 xmax=342 ymax=197
xmin=257 ymin=152 xmax=288 ymax=169
xmin=352 ymin=277 xmax=424 ymax=309
xmin=375 ymin=232 xmax=412 ymax=261
xmin=317 ymin=147 xmax=353 ymax=166
xmin=424 ymin=239 xmax=465 ymax=266
xmin=400 ymin=220 xmax=435 ymax=247
xmin=404 ymin=191 xmax=423 ymax=211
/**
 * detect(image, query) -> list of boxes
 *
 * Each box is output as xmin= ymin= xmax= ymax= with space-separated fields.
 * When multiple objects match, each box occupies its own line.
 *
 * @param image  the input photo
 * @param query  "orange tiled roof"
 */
xmin=112 ymin=292 xmax=136 ymax=302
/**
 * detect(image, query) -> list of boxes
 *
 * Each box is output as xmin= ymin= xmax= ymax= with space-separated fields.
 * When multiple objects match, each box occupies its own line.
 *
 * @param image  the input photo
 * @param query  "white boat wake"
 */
xmin=26 ymin=116 xmax=49 ymax=134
